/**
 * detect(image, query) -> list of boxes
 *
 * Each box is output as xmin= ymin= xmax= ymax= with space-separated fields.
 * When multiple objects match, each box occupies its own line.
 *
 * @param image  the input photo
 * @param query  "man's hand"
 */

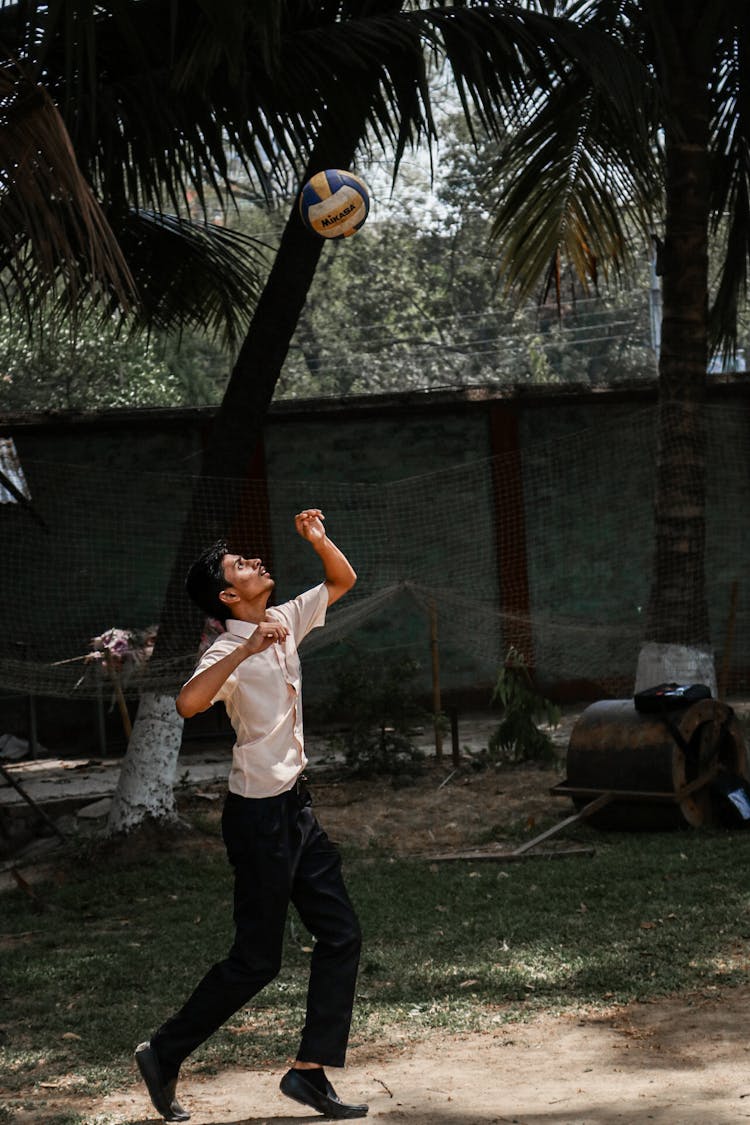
xmin=242 ymin=617 xmax=289 ymax=656
xmin=295 ymin=508 xmax=326 ymax=544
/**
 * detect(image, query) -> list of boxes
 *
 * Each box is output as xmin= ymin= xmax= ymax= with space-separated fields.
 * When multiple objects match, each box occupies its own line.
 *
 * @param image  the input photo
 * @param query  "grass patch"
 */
xmin=2 ymin=826 xmax=750 ymax=1098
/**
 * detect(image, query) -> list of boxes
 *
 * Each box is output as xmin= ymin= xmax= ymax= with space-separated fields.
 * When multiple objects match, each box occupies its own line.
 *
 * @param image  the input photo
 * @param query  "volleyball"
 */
xmin=299 ymin=169 xmax=370 ymax=239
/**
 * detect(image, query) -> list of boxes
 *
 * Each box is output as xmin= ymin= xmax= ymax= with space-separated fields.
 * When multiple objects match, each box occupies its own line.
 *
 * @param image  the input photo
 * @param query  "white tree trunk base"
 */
xmin=107 ymin=691 xmax=184 ymax=835
xmin=634 ymin=642 xmax=717 ymax=697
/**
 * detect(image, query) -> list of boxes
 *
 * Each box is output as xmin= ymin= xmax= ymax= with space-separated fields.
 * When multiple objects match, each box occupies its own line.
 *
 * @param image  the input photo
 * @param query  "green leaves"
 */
xmin=0 ymin=62 xmax=135 ymax=322
xmin=112 ymin=211 xmax=270 ymax=346
xmin=488 ymin=648 xmax=560 ymax=763
xmin=6 ymin=0 xmax=746 ymax=358
xmin=0 ymin=0 xmax=638 ymax=337
xmin=489 ymin=67 xmax=661 ymax=303
xmin=707 ymin=7 xmax=750 ymax=356
xmin=487 ymin=0 xmax=750 ymax=361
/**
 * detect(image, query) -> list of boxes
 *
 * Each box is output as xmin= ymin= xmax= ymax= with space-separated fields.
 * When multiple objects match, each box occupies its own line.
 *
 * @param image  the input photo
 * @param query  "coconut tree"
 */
xmin=488 ymin=0 xmax=750 ymax=694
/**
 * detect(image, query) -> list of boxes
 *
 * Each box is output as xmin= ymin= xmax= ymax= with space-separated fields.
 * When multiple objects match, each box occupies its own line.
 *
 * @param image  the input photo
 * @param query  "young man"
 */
xmin=135 ymin=509 xmax=367 ymax=1122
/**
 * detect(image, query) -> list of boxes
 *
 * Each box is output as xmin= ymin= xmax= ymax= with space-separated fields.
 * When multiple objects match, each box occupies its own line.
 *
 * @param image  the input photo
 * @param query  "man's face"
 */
xmin=221 ymin=553 xmax=274 ymax=603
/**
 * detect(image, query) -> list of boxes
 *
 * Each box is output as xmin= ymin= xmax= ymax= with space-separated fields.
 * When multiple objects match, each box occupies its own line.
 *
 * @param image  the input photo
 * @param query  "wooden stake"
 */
xmin=450 ymin=708 xmax=461 ymax=767
xmin=429 ymin=601 xmax=443 ymax=760
xmin=104 ymin=655 xmax=132 ymax=740
xmin=718 ymin=579 xmax=739 ymax=699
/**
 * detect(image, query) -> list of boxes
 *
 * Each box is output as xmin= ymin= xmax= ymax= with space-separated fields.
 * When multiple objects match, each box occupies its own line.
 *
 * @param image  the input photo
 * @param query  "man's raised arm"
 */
xmin=295 ymin=509 xmax=356 ymax=605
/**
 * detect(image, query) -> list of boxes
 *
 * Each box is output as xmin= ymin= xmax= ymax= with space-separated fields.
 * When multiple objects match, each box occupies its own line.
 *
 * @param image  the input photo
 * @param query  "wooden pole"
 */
xmin=95 ymin=673 xmax=108 ymax=757
xmin=28 ymin=694 xmax=38 ymax=759
xmin=450 ymin=708 xmax=461 ymax=767
xmin=429 ymin=601 xmax=443 ymax=760
xmin=105 ymin=655 xmax=133 ymax=740
xmin=718 ymin=579 xmax=739 ymax=699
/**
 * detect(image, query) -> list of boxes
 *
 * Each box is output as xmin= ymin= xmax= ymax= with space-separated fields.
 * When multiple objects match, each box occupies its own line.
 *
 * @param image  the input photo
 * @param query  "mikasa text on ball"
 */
xmin=299 ymin=169 xmax=370 ymax=239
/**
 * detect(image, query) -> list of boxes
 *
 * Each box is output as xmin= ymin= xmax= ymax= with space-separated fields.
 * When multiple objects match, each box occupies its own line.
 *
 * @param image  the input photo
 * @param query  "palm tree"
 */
xmin=488 ymin=0 xmax=750 ymax=694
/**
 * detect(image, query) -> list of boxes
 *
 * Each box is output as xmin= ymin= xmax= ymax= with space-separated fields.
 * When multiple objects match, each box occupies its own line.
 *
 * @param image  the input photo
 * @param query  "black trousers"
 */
xmin=151 ymin=782 xmax=362 ymax=1077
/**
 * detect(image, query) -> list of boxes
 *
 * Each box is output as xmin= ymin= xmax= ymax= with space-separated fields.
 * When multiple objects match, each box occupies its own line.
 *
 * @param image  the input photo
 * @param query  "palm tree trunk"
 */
xmin=636 ymin=1 xmax=715 ymax=693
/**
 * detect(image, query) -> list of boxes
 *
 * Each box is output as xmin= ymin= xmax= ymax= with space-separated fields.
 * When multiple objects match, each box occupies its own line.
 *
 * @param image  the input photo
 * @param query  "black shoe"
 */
xmin=280 ymin=1068 xmax=369 ymax=1119
xmin=135 ymin=1041 xmax=190 ymax=1122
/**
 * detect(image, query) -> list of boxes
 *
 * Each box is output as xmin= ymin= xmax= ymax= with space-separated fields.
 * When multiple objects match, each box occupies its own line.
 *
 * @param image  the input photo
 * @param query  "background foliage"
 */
xmin=0 ymin=110 xmax=662 ymax=414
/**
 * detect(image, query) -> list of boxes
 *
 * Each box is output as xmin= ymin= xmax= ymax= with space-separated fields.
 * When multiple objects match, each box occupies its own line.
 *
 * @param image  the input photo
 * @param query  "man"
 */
xmin=135 ymin=509 xmax=367 ymax=1122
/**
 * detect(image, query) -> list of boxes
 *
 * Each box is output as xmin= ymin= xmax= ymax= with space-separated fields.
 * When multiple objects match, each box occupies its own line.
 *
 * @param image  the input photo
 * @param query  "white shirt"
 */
xmin=188 ymin=583 xmax=328 ymax=798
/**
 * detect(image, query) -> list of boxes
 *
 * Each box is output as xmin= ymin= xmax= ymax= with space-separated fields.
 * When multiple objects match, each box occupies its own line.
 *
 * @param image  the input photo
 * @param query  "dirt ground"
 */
xmin=85 ymin=988 xmax=750 ymax=1124
xmin=9 ymin=719 xmax=750 ymax=1124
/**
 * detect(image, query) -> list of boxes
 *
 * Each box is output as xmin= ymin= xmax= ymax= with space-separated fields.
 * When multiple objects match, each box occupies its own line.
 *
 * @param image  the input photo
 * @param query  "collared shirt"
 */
xmin=188 ymin=583 xmax=328 ymax=798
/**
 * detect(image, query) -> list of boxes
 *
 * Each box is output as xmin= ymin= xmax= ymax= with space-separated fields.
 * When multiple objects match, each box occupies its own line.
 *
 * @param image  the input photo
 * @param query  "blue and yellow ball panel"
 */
xmin=299 ymin=169 xmax=370 ymax=239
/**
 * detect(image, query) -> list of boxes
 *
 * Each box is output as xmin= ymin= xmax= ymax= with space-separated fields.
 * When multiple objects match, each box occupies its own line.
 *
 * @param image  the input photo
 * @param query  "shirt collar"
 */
xmin=225 ymin=618 xmax=258 ymax=639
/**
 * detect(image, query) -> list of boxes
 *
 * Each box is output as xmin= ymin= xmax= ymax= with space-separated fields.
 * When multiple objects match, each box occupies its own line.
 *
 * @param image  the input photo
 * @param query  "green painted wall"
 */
xmin=3 ymin=387 xmax=750 ymax=722
xmin=264 ymin=408 xmax=497 ymax=705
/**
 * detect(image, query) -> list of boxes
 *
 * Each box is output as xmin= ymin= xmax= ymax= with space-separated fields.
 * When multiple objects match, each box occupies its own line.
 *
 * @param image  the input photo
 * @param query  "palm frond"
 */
xmin=1 ymin=2 xmax=658 ymax=215
xmin=488 ymin=66 xmax=661 ymax=300
xmin=707 ymin=12 xmax=750 ymax=355
xmin=0 ymin=0 xmax=666 ymax=335
xmin=0 ymin=61 xmax=135 ymax=317
xmin=0 ymin=0 xmax=294 ymax=216
xmin=108 ymin=212 xmax=270 ymax=347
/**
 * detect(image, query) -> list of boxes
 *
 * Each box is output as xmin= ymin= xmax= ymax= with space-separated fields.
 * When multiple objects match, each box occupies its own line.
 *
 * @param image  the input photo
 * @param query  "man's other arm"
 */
xmin=295 ymin=509 xmax=357 ymax=605
xmin=176 ymin=619 xmax=289 ymax=717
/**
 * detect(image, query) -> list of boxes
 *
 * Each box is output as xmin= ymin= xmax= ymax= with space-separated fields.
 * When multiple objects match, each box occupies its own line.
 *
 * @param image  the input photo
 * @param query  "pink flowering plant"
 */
xmin=88 ymin=625 xmax=158 ymax=680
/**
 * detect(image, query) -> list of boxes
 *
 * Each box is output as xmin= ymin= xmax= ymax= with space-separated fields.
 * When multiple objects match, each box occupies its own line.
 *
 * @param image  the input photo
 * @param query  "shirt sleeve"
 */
xmin=268 ymin=582 xmax=328 ymax=646
xmin=184 ymin=635 xmax=241 ymax=704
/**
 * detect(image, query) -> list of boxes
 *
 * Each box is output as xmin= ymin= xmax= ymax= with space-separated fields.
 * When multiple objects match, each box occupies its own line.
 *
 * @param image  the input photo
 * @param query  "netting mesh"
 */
xmin=1 ymin=401 xmax=748 ymax=704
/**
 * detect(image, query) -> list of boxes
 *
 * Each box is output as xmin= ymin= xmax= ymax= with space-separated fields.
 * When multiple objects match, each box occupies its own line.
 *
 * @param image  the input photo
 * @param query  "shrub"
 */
xmin=488 ymin=647 xmax=560 ymax=765
xmin=324 ymin=650 xmax=425 ymax=777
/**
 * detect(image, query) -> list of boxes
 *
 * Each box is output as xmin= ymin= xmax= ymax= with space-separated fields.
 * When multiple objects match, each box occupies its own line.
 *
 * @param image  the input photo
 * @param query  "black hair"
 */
xmin=185 ymin=539 xmax=233 ymax=623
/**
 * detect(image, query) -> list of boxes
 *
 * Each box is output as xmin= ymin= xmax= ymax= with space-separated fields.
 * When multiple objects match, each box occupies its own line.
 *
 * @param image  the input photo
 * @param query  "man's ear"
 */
xmin=219 ymin=588 xmax=238 ymax=606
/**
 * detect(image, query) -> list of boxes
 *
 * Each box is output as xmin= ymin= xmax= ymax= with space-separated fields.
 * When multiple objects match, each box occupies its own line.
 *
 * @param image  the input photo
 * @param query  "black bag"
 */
xmin=633 ymin=682 xmax=712 ymax=714
xmin=633 ymin=683 xmax=714 ymax=755
xmin=711 ymin=772 xmax=750 ymax=827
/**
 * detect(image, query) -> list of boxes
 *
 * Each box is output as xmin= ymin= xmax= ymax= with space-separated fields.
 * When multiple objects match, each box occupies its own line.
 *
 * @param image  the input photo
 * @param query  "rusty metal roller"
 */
xmin=559 ymin=698 xmax=749 ymax=830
